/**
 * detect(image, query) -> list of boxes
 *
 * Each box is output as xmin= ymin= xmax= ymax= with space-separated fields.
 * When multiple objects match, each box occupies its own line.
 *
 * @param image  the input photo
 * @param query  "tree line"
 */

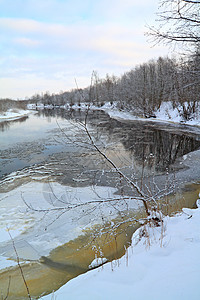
xmin=0 ymin=98 xmax=27 ymax=113
xmin=25 ymin=51 xmax=199 ymax=121
xmin=1 ymin=51 xmax=199 ymax=121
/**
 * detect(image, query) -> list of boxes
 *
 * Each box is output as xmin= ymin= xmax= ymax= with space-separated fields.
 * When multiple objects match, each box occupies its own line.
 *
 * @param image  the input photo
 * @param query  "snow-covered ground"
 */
xmin=2 ymin=100 xmax=200 ymax=126
xmin=0 ymin=108 xmax=36 ymax=121
xmin=42 ymin=204 xmax=200 ymax=300
xmin=101 ymin=101 xmax=200 ymax=127
xmin=155 ymin=101 xmax=200 ymax=126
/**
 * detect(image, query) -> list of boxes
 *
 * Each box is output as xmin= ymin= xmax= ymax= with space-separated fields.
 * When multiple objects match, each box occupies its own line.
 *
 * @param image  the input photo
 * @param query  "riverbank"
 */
xmin=101 ymin=101 xmax=200 ymax=127
xmin=42 ymin=204 xmax=200 ymax=300
xmin=2 ymin=101 xmax=200 ymax=128
xmin=0 ymin=108 xmax=36 ymax=122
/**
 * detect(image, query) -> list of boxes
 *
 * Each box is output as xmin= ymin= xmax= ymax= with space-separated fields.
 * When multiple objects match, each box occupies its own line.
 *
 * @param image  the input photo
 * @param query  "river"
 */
xmin=1 ymin=108 xmax=200 ymax=299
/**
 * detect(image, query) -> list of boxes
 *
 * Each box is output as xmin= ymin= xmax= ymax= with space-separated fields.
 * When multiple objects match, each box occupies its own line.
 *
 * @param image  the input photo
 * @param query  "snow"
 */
xmin=0 ymin=108 xmax=36 ymax=121
xmin=0 ymin=181 xmax=129 ymax=268
xmin=154 ymin=101 xmax=200 ymax=126
xmin=89 ymin=257 xmax=107 ymax=269
xmin=0 ymin=255 xmax=17 ymax=269
xmin=98 ymin=101 xmax=200 ymax=128
xmin=42 ymin=205 xmax=200 ymax=300
xmin=154 ymin=101 xmax=182 ymax=122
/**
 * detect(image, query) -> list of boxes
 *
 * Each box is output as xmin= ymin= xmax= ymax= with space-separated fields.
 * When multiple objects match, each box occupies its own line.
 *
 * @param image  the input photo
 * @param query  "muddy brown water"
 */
xmin=0 ymin=217 xmax=138 ymax=299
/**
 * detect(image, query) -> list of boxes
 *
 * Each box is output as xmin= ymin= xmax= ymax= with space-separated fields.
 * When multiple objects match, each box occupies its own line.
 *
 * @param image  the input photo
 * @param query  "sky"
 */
xmin=0 ymin=0 xmax=170 ymax=99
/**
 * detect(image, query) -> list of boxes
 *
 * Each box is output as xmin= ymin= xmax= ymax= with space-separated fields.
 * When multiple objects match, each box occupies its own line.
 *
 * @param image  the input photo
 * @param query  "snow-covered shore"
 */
xmin=3 ymin=100 xmax=200 ymax=127
xmin=102 ymin=101 xmax=200 ymax=127
xmin=0 ymin=108 xmax=36 ymax=122
xmin=42 ymin=204 xmax=200 ymax=300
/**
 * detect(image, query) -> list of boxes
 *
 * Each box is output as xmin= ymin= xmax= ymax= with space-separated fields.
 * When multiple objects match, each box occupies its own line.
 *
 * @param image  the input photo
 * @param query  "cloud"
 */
xmin=0 ymin=18 xmax=71 ymax=36
xmin=0 ymin=17 xmax=145 ymax=51
xmin=0 ymin=0 xmax=157 ymax=22
xmin=14 ymin=37 xmax=41 ymax=47
xmin=0 ymin=0 xmax=168 ymax=98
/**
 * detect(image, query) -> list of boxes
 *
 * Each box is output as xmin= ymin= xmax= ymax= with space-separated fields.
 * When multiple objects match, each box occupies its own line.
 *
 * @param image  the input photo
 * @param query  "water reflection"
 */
xmin=36 ymin=107 xmax=68 ymax=120
xmin=61 ymin=109 xmax=200 ymax=172
xmin=0 ymin=116 xmax=28 ymax=132
xmin=1 ymin=108 xmax=200 ymax=177
xmin=107 ymin=120 xmax=200 ymax=172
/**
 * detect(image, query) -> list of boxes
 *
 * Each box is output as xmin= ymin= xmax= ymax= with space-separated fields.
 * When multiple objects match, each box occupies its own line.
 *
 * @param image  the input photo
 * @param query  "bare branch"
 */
xmin=82 ymin=123 xmax=152 ymax=216
xmin=182 ymin=1 xmax=200 ymax=4
xmin=147 ymin=0 xmax=200 ymax=47
xmin=4 ymin=276 xmax=11 ymax=300
xmin=7 ymin=230 xmax=31 ymax=300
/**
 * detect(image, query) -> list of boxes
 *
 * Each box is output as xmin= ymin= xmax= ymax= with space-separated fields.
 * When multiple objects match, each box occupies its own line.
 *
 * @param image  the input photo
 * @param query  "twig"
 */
xmin=3 ymin=276 xmax=11 ymax=300
xmin=7 ymin=230 xmax=31 ymax=300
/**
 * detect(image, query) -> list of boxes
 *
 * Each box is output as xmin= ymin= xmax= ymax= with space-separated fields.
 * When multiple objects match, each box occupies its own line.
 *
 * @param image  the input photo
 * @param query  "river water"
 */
xmin=1 ymin=108 xmax=200 ymax=299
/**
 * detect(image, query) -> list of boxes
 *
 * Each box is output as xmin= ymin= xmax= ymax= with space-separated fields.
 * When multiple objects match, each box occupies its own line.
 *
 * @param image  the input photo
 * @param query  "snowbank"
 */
xmin=101 ymin=101 xmax=200 ymax=127
xmin=0 ymin=109 xmax=36 ymax=122
xmin=154 ymin=101 xmax=200 ymax=126
xmin=42 ymin=205 xmax=200 ymax=300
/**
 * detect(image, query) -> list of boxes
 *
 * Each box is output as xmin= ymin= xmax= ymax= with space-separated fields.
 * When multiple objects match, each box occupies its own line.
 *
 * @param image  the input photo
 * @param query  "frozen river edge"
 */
xmin=1 ymin=105 xmax=200 ymax=299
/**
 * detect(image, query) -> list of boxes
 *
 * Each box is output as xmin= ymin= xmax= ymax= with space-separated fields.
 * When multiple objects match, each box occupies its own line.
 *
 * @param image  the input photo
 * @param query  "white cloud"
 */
xmin=14 ymin=37 xmax=41 ymax=47
xmin=0 ymin=17 xmax=146 ymax=52
xmin=0 ymin=0 xmax=169 ymax=98
xmin=0 ymin=18 xmax=71 ymax=36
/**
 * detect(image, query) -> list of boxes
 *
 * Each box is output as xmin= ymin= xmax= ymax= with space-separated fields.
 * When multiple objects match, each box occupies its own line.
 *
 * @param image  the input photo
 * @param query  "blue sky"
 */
xmin=0 ymin=0 xmax=169 ymax=99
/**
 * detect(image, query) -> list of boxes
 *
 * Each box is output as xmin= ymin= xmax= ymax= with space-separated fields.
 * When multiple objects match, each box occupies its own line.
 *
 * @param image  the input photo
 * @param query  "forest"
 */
xmin=1 ymin=51 xmax=199 ymax=123
xmin=28 ymin=51 xmax=200 ymax=120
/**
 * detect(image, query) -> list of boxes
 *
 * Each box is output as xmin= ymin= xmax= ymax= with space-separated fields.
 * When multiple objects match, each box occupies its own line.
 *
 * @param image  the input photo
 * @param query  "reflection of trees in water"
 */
xmin=34 ymin=108 xmax=200 ymax=172
xmin=0 ymin=116 xmax=28 ymax=132
xmin=86 ymin=113 xmax=200 ymax=172
xmin=37 ymin=108 xmax=106 ymax=130
xmin=107 ymin=122 xmax=200 ymax=172
xmin=127 ymin=130 xmax=200 ymax=172
xmin=36 ymin=107 xmax=84 ymax=121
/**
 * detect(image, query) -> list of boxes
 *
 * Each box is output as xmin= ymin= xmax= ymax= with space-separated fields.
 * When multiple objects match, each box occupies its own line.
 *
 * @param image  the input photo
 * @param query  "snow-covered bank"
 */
xmin=155 ymin=101 xmax=200 ymax=126
xmin=101 ymin=101 xmax=200 ymax=127
xmin=42 ymin=204 xmax=200 ymax=300
xmin=0 ymin=108 xmax=36 ymax=121
xmin=26 ymin=100 xmax=200 ymax=127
